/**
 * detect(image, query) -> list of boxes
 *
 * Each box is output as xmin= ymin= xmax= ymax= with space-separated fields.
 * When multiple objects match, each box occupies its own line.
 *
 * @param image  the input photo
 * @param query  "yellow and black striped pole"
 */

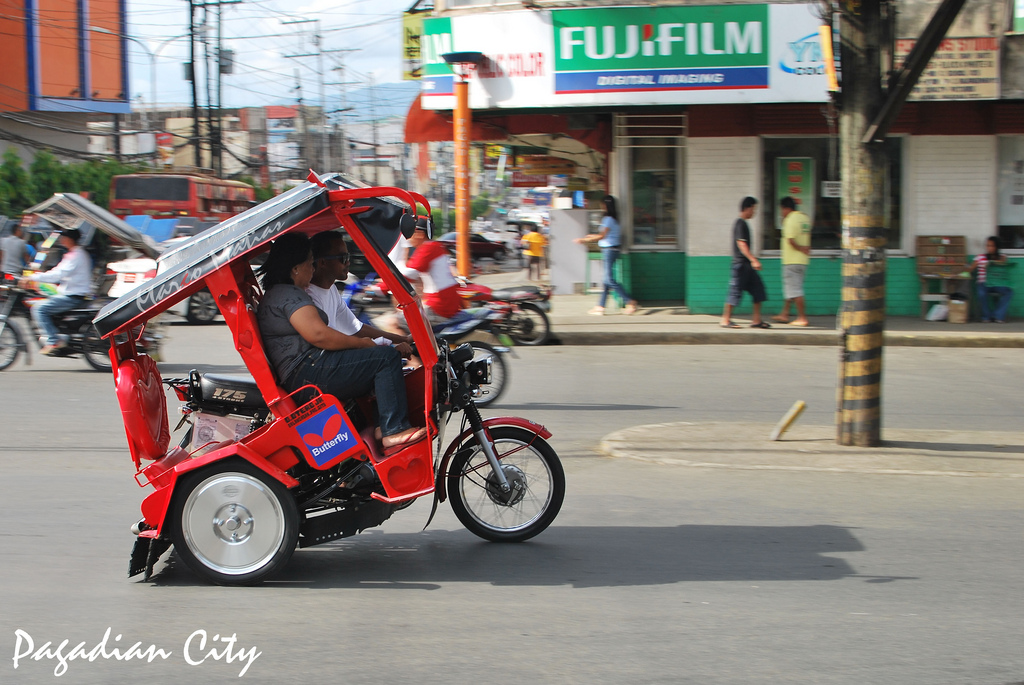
xmin=837 ymin=0 xmax=886 ymax=447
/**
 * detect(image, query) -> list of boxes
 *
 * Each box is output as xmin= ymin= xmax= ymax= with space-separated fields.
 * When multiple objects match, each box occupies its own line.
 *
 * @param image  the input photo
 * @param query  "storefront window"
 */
xmin=761 ymin=137 xmax=902 ymax=251
xmin=997 ymin=135 xmax=1024 ymax=250
xmin=631 ymin=143 xmax=679 ymax=246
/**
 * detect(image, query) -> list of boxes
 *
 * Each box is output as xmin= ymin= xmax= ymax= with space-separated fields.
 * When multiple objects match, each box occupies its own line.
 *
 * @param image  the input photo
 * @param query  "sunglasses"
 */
xmin=318 ymin=254 xmax=351 ymax=264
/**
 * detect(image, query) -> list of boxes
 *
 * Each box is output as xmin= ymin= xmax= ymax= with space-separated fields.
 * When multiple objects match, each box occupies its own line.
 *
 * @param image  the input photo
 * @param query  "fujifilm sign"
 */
xmin=553 ymin=5 xmax=770 ymax=93
xmin=419 ymin=4 xmax=828 ymax=109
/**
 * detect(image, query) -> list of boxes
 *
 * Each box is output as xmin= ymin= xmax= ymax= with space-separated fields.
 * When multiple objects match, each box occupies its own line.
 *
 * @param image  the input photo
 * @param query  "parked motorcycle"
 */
xmin=94 ymin=174 xmax=564 ymax=586
xmin=457 ymin=280 xmax=553 ymax=347
xmin=0 ymin=278 xmax=162 ymax=371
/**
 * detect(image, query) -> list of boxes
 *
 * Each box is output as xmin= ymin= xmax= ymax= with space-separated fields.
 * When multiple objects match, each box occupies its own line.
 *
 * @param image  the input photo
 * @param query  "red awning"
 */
xmin=404 ymin=96 xmax=611 ymax=155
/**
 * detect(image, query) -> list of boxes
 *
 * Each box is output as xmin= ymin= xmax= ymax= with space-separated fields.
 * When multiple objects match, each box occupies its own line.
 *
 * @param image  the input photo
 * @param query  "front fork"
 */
xmin=462 ymin=400 xmax=511 ymax=493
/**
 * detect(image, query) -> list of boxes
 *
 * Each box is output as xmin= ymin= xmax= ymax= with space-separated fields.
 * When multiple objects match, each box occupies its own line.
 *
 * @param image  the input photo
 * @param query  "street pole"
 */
xmin=189 ymin=0 xmax=202 ymax=168
xmin=453 ymin=73 xmax=470 ymax=278
xmin=837 ymin=0 xmax=887 ymax=446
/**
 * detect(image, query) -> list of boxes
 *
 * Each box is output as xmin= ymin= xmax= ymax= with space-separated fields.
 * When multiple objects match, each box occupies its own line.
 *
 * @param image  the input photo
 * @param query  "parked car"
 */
xmin=435 ymin=232 xmax=508 ymax=262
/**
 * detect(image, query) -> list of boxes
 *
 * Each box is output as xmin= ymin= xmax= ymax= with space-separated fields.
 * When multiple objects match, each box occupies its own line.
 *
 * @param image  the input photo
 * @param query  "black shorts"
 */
xmin=726 ymin=263 xmax=767 ymax=306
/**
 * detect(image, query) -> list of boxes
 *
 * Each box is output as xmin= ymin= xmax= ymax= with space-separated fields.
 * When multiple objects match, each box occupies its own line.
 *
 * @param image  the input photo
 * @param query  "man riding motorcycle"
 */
xmin=19 ymin=227 xmax=94 ymax=355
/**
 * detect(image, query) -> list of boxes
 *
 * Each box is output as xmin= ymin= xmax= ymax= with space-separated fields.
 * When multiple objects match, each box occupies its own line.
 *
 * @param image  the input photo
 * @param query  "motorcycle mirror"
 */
xmin=399 ymin=212 xmax=417 ymax=239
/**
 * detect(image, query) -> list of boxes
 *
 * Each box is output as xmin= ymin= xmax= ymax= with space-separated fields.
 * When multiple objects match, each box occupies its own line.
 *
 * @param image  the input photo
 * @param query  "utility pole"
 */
xmin=836 ymin=0 xmax=887 ymax=446
xmin=283 ymin=18 xmax=331 ymax=172
xmin=327 ymin=53 xmax=358 ymax=174
xmin=836 ymin=0 xmax=966 ymax=446
xmin=369 ymin=73 xmax=379 ymax=184
xmin=188 ymin=0 xmax=201 ymax=168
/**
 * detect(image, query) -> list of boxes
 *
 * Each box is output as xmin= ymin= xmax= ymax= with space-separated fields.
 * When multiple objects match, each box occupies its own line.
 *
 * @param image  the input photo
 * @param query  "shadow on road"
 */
xmin=883 ymin=440 xmax=1024 ymax=456
xmin=148 ymin=524 xmax=891 ymax=589
xmin=496 ymin=403 xmax=679 ymax=412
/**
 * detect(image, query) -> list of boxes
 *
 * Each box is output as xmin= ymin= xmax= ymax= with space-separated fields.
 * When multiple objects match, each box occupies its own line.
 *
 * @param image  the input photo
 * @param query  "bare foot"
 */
xmin=381 ymin=427 xmax=427 ymax=449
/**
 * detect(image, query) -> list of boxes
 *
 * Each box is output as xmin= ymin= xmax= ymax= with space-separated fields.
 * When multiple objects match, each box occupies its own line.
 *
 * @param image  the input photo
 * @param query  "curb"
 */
xmin=597 ymin=422 xmax=1024 ymax=478
xmin=552 ymin=330 xmax=1024 ymax=348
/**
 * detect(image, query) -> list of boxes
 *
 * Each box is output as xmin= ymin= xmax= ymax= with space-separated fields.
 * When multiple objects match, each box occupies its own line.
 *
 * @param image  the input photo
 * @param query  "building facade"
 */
xmin=408 ymin=0 xmax=1024 ymax=318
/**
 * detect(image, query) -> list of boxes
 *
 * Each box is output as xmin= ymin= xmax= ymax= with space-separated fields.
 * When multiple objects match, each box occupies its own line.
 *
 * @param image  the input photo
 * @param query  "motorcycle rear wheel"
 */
xmin=507 ymin=302 xmax=550 ymax=346
xmin=169 ymin=461 xmax=299 ymax=585
xmin=447 ymin=427 xmax=564 ymax=542
xmin=468 ymin=341 xmax=508 ymax=407
xmin=82 ymin=325 xmax=112 ymax=372
xmin=0 ymin=323 xmax=22 ymax=371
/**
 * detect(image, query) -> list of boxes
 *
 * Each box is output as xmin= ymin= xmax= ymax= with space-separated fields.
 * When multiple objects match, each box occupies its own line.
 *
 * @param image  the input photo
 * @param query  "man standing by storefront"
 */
xmin=720 ymin=197 xmax=769 ymax=329
xmin=772 ymin=196 xmax=811 ymax=326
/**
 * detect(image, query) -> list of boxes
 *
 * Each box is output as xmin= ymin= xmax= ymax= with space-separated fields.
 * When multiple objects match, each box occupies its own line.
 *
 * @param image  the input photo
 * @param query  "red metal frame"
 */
xmin=110 ymin=184 xmax=447 ymax=535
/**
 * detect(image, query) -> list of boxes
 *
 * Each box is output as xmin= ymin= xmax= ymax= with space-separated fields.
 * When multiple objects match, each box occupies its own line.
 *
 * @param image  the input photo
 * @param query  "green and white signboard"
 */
xmin=420 ymin=4 xmax=829 ymax=110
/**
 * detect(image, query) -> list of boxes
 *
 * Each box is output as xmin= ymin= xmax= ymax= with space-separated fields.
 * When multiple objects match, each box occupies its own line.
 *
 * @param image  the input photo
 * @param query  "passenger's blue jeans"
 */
xmin=976 ymin=283 xmax=1013 ymax=322
xmin=31 ymin=294 xmax=84 ymax=345
xmin=288 ymin=345 xmax=412 ymax=438
xmin=598 ymin=247 xmax=632 ymax=308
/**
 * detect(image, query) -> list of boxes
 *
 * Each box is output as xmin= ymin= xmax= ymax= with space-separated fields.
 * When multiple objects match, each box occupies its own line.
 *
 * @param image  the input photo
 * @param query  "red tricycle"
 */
xmin=94 ymin=173 xmax=564 ymax=585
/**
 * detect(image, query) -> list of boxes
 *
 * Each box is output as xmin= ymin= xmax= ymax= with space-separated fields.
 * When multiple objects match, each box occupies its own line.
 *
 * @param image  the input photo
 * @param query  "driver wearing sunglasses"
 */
xmin=306 ymin=230 xmax=413 ymax=355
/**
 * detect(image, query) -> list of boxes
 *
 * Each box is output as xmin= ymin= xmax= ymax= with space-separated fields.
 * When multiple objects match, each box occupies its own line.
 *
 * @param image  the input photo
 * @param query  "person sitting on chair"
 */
xmin=256 ymin=233 xmax=426 ymax=456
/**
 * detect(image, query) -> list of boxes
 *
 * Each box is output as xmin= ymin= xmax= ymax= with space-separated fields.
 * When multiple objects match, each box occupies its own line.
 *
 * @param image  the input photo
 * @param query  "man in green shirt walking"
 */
xmin=772 ymin=196 xmax=811 ymax=326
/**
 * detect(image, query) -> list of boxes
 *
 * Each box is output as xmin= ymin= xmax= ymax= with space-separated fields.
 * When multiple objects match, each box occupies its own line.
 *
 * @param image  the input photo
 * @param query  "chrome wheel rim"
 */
xmin=180 ymin=472 xmax=286 ymax=576
xmin=457 ymin=438 xmax=553 ymax=533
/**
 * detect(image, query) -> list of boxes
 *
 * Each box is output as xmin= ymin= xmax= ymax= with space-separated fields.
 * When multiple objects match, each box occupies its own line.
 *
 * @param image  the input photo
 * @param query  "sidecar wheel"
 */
xmin=185 ymin=289 xmax=220 ymax=325
xmin=448 ymin=427 xmax=564 ymax=542
xmin=170 ymin=461 xmax=298 ymax=585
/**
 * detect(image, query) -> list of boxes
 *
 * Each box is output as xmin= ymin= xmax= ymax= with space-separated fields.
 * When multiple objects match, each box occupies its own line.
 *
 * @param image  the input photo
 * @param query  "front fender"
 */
xmin=435 ymin=416 xmax=552 ymax=503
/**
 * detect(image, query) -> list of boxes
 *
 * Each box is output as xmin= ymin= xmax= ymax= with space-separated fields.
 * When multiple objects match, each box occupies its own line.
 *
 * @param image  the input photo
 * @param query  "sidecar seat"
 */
xmin=115 ymin=353 xmax=170 ymax=466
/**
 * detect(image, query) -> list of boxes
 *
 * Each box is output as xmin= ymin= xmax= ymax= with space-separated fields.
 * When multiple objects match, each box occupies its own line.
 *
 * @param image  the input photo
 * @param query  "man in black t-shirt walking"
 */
xmin=720 ymin=196 xmax=769 ymax=329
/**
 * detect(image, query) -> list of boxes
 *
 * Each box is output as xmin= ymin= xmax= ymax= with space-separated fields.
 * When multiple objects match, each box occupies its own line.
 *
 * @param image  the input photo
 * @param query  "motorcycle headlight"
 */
xmin=466 ymin=356 xmax=492 ymax=386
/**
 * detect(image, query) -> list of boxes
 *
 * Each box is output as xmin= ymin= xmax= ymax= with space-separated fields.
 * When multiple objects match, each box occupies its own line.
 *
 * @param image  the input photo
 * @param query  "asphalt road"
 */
xmin=1 ymin=330 xmax=1021 ymax=684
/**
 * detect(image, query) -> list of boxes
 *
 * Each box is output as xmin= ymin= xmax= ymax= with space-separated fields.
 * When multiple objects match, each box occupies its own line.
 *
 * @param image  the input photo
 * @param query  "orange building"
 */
xmin=0 ymin=0 xmax=129 ymax=114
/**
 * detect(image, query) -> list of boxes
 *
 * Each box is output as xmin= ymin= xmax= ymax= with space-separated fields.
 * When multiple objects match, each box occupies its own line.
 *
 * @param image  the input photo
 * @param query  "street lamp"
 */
xmin=441 ymin=51 xmax=483 ymax=279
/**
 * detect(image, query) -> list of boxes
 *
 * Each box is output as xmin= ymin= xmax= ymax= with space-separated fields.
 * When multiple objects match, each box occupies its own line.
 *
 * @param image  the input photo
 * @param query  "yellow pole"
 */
xmin=454 ymin=75 xmax=471 ymax=278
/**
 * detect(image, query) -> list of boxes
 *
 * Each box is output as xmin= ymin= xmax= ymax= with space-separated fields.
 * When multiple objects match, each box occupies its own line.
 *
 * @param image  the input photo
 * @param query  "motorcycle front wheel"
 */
xmin=507 ymin=302 xmax=550 ymax=346
xmin=82 ymin=325 xmax=112 ymax=372
xmin=468 ymin=341 xmax=508 ymax=407
xmin=0 ymin=322 xmax=22 ymax=371
xmin=169 ymin=461 xmax=299 ymax=585
xmin=447 ymin=426 xmax=564 ymax=542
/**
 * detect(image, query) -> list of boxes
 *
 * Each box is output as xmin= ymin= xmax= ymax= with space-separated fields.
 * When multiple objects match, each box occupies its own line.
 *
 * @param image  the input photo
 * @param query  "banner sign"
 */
xmin=403 ymin=12 xmax=425 ymax=80
xmin=552 ymin=5 xmax=769 ymax=94
xmin=894 ymin=37 xmax=999 ymax=101
xmin=775 ymin=157 xmax=815 ymax=231
xmin=511 ymin=171 xmax=550 ymax=187
xmin=421 ymin=5 xmax=829 ymax=110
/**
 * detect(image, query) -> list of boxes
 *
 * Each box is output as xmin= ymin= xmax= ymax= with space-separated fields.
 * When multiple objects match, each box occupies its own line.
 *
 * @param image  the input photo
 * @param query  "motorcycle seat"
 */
xmin=197 ymin=373 xmax=266 ymax=409
xmin=489 ymin=286 xmax=543 ymax=300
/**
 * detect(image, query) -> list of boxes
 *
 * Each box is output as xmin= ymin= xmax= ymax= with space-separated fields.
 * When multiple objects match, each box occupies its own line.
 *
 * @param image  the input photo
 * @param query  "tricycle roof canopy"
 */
xmin=23 ymin=193 xmax=161 ymax=259
xmin=93 ymin=172 xmax=413 ymax=337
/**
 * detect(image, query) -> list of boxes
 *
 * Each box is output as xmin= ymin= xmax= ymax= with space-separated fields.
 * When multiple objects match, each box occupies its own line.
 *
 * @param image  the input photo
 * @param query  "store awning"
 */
xmin=403 ymin=96 xmax=612 ymax=155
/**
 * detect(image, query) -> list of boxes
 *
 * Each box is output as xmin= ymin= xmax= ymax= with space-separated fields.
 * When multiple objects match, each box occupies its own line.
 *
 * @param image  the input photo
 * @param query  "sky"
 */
xmin=123 ymin=0 xmax=420 ymax=126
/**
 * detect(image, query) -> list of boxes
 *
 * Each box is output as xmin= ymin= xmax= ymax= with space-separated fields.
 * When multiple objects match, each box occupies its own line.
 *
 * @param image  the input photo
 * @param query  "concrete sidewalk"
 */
xmin=599 ymin=422 xmax=1024 ymax=478
xmin=473 ymin=271 xmax=1024 ymax=348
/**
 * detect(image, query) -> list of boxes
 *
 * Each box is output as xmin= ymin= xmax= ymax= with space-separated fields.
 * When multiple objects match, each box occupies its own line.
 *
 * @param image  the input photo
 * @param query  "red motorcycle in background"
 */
xmin=94 ymin=173 xmax=565 ymax=585
xmin=456 ymin=279 xmax=553 ymax=347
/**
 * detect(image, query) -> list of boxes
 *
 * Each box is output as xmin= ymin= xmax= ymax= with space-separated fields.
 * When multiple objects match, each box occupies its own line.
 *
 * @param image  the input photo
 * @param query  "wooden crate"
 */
xmin=916 ymin=236 xmax=967 ymax=276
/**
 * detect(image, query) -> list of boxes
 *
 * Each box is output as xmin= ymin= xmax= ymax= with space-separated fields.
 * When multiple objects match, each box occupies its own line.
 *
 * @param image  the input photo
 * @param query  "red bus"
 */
xmin=109 ymin=174 xmax=256 ymax=222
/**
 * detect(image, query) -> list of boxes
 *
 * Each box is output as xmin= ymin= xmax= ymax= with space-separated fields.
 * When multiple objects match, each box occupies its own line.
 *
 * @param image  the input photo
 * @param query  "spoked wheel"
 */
xmin=186 ymin=289 xmax=220 ymax=324
xmin=82 ymin=325 xmax=112 ymax=372
xmin=507 ymin=302 xmax=550 ymax=346
xmin=0 ymin=322 xmax=23 ymax=371
xmin=169 ymin=461 xmax=298 ymax=585
xmin=468 ymin=341 xmax=508 ymax=407
xmin=447 ymin=426 xmax=564 ymax=542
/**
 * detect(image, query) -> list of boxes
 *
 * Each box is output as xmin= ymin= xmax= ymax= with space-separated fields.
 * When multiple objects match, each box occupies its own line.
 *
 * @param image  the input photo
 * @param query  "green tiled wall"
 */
xmin=682 ymin=255 xmax=1012 ymax=317
xmin=621 ymin=252 xmax=687 ymax=302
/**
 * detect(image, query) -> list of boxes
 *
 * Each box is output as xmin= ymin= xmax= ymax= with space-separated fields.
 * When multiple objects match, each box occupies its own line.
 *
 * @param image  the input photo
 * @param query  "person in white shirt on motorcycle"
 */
xmin=19 ymin=228 xmax=94 ymax=355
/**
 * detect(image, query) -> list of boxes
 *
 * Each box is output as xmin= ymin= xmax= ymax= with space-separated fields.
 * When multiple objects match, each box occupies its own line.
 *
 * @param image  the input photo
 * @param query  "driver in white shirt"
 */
xmin=20 ymin=227 xmax=94 ymax=355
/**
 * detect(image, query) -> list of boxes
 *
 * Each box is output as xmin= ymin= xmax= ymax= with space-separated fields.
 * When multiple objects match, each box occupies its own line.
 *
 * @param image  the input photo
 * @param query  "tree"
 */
xmin=29 ymin=150 xmax=68 ymax=205
xmin=0 ymin=149 xmax=32 ymax=215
